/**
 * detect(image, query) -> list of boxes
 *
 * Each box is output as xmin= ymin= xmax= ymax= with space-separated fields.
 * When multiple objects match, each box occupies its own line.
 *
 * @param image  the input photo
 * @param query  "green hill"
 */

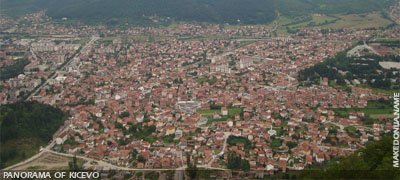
xmin=0 ymin=0 xmax=277 ymax=25
xmin=300 ymin=136 xmax=400 ymax=179
xmin=0 ymin=102 xmax=67 ymax=168
xmin=277 ymin=0 xmax=395 ymax=17
xmin=0 ymin=0 xmax=396 ymax=25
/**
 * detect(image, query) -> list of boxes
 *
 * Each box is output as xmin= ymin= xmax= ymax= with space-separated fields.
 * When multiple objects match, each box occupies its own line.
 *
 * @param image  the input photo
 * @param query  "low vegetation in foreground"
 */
xmin=299 ymin=136 xmax=400 ymax=179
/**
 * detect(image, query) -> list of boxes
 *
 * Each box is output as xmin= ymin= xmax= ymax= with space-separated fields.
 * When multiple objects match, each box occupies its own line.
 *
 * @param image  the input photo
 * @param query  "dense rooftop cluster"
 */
xmin=0 ymin=11 xmax=398 ymax=174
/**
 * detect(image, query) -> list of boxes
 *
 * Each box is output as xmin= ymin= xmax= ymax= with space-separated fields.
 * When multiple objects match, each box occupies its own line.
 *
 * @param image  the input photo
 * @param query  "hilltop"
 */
xmin=0 ymin=0 xmax=395 ymax=25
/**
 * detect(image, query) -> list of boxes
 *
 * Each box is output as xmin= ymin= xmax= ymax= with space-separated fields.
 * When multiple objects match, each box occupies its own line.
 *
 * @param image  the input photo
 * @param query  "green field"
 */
xmin=283 ymin=14 xmax=338 ymax=29
xmin=321 ymin=12 xmax=393 ymax=29
xmin=371 ymin=88 xmax=400 ymax=95
xmin=197 ymin=107 xmax=242 ymax=124
xmin=270 ymin=139 xmax=283 ymax=148
xmin=197 ymin=107 xmax=242 ymax=116
xmin=333 ymin=99 xmax=394 ymax=118
xmin=277 ymin=12 xmax=393 ymax=35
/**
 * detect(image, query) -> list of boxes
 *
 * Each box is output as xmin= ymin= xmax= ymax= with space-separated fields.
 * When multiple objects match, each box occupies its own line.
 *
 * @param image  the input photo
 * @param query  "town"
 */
xmin=1 ymin=5 xmax=399 ymax=178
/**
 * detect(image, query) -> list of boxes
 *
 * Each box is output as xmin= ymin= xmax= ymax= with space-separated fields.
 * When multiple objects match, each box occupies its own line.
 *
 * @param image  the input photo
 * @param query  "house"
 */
xmin=316 ymin=153 xmax=325 ymax=163
xmin=166 ymin=126 xmax=176 ymax=135
xmin=221 ymin=107 xmax=228 ymax=116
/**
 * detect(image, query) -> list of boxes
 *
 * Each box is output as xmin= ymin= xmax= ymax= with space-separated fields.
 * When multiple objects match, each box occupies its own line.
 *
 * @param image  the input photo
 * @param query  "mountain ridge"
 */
xmin=0 ymin=0 xmax=395 ymax=25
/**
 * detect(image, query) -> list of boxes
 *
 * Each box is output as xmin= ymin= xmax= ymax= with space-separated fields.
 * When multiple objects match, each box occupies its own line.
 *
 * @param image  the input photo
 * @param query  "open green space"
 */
xmin=196 ymin=76 xmax=217 ymax=85
xmin=321 ymin=12 xmax=393 ymax=29
xmin=197 ymin=107 xmax=242 ymax=117
xmin=117 ymin=122 xmax=157 ymax=143
xmin=344 ymin=126 xmax=361 ymax=138
xmin=299 ymin=48 xmax=399 ymax=90
xmin=162 ymin=134 xmax=176 ymax=145
xmin=227 ymin=135 xmax=252 ymax=150
xmin=333 ymin=99 xmax=394 ymax=118
xmin=371 ymin=87 xmax=400 ymax=95
xmin=270 ymin=139 xmax=283 ymax=148
xmin=281 ymin=14 xmax=338 ymax=29
xmin=197 ymin=107 xmax=242 ymax=124
xmin=277 ymin=11 xmax=393 ymax=35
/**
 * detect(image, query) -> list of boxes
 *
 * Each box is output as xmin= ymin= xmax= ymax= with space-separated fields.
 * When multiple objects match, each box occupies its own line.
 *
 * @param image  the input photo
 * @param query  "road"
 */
xmin=207 ymin=132 xmax=231 ymax=167
xmin=30 ymin=48 xmax=39 ymax=61
xmin=4 ymin=146 xmax=230 ymax=171
xmin=363 ymin=41 xmax=380 ymax=55
xmin=5 ymin=138 xmax=229 ymax=171
xmin=25 ymin=36 xmax=98 ymax=100
xmin=317 ymin=145 xmax=354 ymax=152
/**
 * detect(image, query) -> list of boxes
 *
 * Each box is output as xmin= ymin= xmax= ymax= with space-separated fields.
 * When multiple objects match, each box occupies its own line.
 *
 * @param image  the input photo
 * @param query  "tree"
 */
xmin=187 ymin=158 xmax=198 ymax=179
xmin=0 ymin=59 xmax=30 ymax=80
xmin=119 ymin=111 xmax=130 ymax=118
xmin=144 ymin=171 xmax=159 ymax=180
xmin=131 ymin=149 xmax=139 ymax=160
xmin=137 ymin=155 xmax=146 ymax=163
xmin=227 ymin=152 xmax=250 ymax=171
xmin=287 ymin=141 xmax=298 ymax=149
xmin=68 ymin=156 xmax=81 ymax=171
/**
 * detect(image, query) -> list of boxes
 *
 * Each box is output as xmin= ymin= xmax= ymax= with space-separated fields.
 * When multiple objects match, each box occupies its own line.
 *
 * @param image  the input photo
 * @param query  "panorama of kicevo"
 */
xmin=0 ymin=0 xmax=399 ymax=179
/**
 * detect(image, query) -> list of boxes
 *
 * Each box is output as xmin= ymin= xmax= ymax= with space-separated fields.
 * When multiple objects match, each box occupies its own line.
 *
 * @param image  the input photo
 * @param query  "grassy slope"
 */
xmin=0 ymin=138 xmax=43 ymax=167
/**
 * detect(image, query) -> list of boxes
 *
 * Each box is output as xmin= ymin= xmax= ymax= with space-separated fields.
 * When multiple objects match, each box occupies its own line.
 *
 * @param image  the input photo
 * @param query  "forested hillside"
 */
xmin=0 ymin=59 xmax=29 ymax=80
xmin=299 ymin=136 xmax=400 ymax=179
xmin=0 ymin=102 xmax=67 ymax=168
xmin=0 ymin=0 xmax=276 ymax=25
xmin=277 ymin=0 xmax=395 ymax=17
xmin=298 ymin=51 xmax=400 ymax=91
xmin=0 ymin=0 xmax=396 ymax=25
